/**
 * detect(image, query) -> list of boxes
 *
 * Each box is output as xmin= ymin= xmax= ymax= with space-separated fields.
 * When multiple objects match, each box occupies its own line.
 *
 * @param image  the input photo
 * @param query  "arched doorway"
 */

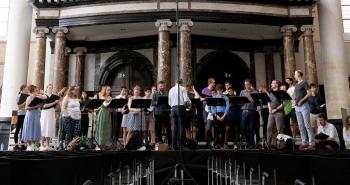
xmin=197 ymin=50 xmax=252 ymax=93
xmin=98 ymin=50 xmax=154 ymax=95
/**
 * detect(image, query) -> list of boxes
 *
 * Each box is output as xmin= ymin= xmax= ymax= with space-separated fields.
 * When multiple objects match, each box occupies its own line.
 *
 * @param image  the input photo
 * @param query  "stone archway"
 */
xmin=197 ymin=50 xmax=252 ymax=93
xmin=98 ymin=50 xmax=154 ymax=94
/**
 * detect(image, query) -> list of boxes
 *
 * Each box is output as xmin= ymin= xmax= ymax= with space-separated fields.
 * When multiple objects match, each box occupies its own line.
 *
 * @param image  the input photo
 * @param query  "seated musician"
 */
xmin=315 ymin=113 xmax=340 ymax=150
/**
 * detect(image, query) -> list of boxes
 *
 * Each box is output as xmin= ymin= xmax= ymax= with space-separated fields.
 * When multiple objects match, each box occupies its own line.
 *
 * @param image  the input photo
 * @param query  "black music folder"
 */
xmin=206 ymin=97 xmax=226 ymax=107
xmin=250 ymin=93 xmax=271 ymax=105
xmin=131 ymin=99 xmax=152 ymax=109
xmin=270 ymin=90 xmax=292 ymax=101
xmin=29 ymin=97 xmax=45 ymax=107
xmin=107 ymin=98 xmax=128 ymax=109
xmin=84 ymin=99 xmax=104 ymax=110
xmin=45 ymin=94 xmax=60 ymax=104
xmin=315 ymin=132 xmax=329 ymax=140
xmin=229 ymin=96 xmax=250 ymax=105
xmin=156 ymin=96 xmax=168 ymax=106
xmin=17 ymin=93 xmax=29 ymax=105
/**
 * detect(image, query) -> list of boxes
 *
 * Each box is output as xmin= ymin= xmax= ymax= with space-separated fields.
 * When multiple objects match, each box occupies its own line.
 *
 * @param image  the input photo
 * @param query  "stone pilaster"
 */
xmin=52 ymin=27 xmax=69 ymax=94
xmin=33 ymin=27 xmax=49 ymax=90
xmin=281 ymin=25 xmax=297 ymax=79
xmin=179 ymin=19 xmax=193 ymax=86
xmin=73 ymin=47 xmax=87 ymax=90
xmin=155 ymin=19 xmax=172 ymax=90
xmin=301 ymin=25 xmax=318 ymax=85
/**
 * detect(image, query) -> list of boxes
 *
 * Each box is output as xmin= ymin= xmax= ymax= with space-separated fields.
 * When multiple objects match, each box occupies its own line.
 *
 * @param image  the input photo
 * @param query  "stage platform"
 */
xmin=0 ymin=149 xmax=349 ymax=185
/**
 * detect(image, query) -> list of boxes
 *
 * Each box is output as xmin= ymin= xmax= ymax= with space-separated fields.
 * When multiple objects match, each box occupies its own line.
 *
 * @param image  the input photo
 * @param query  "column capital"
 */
xmin=155 ymin=19 xmax=173 ymax=31
xmin=65 ymin=47 xmax=72 ymax=56
xmin=281 ymin=25 xmax=297 ymax=35
xmin=33 ymin=27 xmax=49 ymax=38
xmin=52 ymin=27 xmax=69 ymax=38
xmin=178 ymin=19 xmax=194 ymax=32
xmin=73 ymin=47 xmax=87 ymax=56
xmin=300 ymin=25 xmax=314 ymax=36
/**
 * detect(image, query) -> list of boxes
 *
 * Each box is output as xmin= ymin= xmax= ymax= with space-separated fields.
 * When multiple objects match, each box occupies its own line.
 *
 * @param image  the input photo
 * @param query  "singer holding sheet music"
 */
xmin=61 ymin=86 xmax=81 ymax=146
xmin=21 ymin=85 xmax=47 ymax=151
xmin=210 ymin=84 xmax=230 ymax=149
xmin=95 ymin=86 xmax=113 ymax=149
xmin=316 ymin=113 xmax=340 ymax=150
xmin=40 ymin=84 xmax=59 ymax=151
xmin=126 ymin=85 xmax=145 ymax=145
xmin=14 ymin=84 xmax=29 ymax=150
xmin=239 ymin=79 xmax=258 ymax=147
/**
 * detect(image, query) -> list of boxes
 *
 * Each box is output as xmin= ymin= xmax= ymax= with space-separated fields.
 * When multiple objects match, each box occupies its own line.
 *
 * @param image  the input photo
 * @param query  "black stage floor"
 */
xmin=0 ymin=149 xmax=349 ymax=185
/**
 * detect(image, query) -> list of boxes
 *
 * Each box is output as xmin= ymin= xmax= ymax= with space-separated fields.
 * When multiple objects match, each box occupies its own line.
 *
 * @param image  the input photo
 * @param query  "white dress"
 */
xmin=40 ymin=96 xmax=57 ymax=138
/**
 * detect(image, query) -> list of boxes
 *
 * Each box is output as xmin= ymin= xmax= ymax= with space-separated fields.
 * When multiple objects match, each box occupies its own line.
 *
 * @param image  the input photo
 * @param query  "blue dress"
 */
xmin=21 ymin=96 xmax=42 ymax=142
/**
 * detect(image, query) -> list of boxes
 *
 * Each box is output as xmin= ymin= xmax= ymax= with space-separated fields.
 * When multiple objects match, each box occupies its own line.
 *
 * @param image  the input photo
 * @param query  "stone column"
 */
xmin=281 ymin=25 xmax=297 ymax=79
xmin=0 ymin=0 xmax=32 ymax=117
xmin=64 ymin=47 xmax=71 ymax=88
xmin=179 ymin=19 xmax=193 ymax=86
xmin=32 ymin=27 xmax=49 ymax=90
xmin=264 ymin=48 xmax=275 ymax=85
xmin=155 ymin=19 xmax=172 ymax=90
xmin=301 ymin=25 xmax=318 ymax=85
xmin=73 ymin=47 xmax=87 ymax=89
xmin=318 ymin=0 xmax=350 ymax=120
xmin=52 ymin=27 xmax=69 ymax=94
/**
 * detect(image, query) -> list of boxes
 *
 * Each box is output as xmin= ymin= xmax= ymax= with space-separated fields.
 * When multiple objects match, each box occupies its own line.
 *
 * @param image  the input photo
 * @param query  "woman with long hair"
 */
xmin=126 ymin=85 xmax=145 ymax=146
xmin=21 ymin=85 xmax=47 ymax=151
xmin=40 ymin=84 xmax=59 ymax=151
xmin=95 ymin=86 xmax=113 ymax=150
xmin=57 ymin=87 xmax=68 ymax=149
xmin=94 ymin=85 xmax=107 ymax=100
xmin=14 ymin=84 xmax=29 ymax=150
xmin=343 ymin=116 xmax=350 ymax=149
xmin=61 ymin=86 xmax=81 ymax=147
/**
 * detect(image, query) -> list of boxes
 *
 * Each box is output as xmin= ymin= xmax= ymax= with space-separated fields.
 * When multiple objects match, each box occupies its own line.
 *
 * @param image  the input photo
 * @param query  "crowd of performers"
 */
xmin=12 ymin=70 xmax=349 ymax=151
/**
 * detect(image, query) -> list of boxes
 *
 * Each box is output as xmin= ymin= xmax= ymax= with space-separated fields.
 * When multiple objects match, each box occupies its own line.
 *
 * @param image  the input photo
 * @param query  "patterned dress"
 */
xmin=127 ymin=97 xmax=146 ymax=131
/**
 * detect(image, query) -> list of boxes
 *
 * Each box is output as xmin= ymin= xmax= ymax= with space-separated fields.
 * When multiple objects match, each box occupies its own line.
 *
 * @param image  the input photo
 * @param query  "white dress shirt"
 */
xmin=317 ymin=122 xmax=340 ymax=145
xmin=343 ymin=127 xmax=350 ymax=144
xmin=168 ymin=84 xmax=191 ymax=107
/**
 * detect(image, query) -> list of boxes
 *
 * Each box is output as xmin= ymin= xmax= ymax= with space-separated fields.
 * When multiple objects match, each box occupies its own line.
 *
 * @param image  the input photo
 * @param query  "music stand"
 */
xmin=229 ymin=96 xmax=250 ymax=106
xmin=106 ymin=99 xmax=128 ymax=149
xmin=84 ymin=99 xmax=104 ymax=149
xmin=205 ymin=98 xmax=226 ymax=107
xmin=130 ymin=99 xmax=152 ymax=150
xmin=250 ymin=93 xmax=271 ymax=150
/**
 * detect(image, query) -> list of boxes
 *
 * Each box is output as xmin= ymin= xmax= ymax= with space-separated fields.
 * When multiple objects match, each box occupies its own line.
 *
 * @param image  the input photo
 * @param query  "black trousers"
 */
xmin=155 ymin=115 xmax=171 ymax=144
xmin=80 ymin=113 xmax=89 ymax=137
xmin=283 ymin=112 xmax=293 ymax=137
xmin=214 ymin=112 xmax=227 ymax=146
xmin=171 ymin=105 xmax=186 ymax=149
xmin=14 ymin=115 xmax=25 ymax=144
